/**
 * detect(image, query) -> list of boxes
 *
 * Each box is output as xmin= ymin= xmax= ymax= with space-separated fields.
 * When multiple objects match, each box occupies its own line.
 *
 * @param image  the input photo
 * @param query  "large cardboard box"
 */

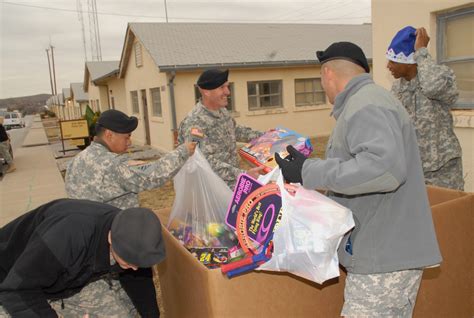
xmin=156 ymin=186 xmax=473 ymax=317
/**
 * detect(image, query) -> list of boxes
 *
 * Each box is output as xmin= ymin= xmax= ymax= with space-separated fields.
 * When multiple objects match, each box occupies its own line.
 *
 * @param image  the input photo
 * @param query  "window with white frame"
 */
xmin=194 ymin=83 xmax=235 ymax=112
xmin=150 ymin=87 xmax=162 ymax=116
xmin=130 ymin=91 xmax=139 ymax=114
xmin=247 ymin=80 xmax=282 ymax=110
xmin=135 ymin=43 xmax=143 ymax=67
xmin=437 ymin=7 xmax=474 ymax=109
xmin=295 ymin=78 xmax=325 ymax=106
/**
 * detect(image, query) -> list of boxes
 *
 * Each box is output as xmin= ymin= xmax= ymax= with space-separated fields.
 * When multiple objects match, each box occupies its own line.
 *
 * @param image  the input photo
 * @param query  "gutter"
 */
xmin=158 ymin=58 xmax=373 ymax=72
xmin=167 ymin=71 xmax=178 ymax=147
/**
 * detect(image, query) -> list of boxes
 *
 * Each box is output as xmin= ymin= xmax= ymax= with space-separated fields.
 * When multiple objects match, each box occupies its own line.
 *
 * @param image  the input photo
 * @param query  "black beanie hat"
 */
xmin=111 ymin=208 xmax=166 ymax=267
xmin=197 ymin=69 xmax=229 ymax=90
xmin=316 ymin=42 xmax=370 ymax=73
xmin=97 ymin=109 xmax=138 ymax=134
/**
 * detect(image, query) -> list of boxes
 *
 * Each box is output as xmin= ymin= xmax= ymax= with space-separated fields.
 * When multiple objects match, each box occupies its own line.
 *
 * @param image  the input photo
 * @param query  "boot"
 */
xmin=6 ymin=163 xmax=16 ymax=173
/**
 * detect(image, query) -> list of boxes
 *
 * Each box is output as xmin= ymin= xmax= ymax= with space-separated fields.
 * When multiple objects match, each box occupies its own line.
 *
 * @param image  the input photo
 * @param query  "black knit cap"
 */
xmin=97 ymin=109 xmax=138 ymax=133
xmin=316 ymin=42 xmax=370 ymax=73
xmin=197 ymin=69 xmax=229 ymax=90
xmin=111 ymin=208 xmax=166 ymax=267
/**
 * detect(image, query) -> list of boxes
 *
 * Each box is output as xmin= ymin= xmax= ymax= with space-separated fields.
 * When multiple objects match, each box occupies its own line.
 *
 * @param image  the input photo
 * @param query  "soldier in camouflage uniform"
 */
xmin=0 ymin=199 xmax=164 ymax=317
xmin=387 ymin=26 xmax=464 ymax=190
xmin=178 ymin=69 xmax=264 ymax=189
xmin=65 ymin=109 xmax=196 ymax=209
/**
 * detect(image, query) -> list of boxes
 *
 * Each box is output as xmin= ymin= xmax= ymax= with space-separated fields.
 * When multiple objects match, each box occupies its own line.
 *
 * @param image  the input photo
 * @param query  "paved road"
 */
xmin=7 ymin=115 xmax=35 ymax=151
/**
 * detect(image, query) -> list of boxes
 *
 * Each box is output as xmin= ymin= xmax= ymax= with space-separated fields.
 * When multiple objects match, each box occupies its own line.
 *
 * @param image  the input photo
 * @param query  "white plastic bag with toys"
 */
xmin=257 ymin=168 xmax=355 ymax=284
xmin=167 ymin=147 xmax=237 ymax=257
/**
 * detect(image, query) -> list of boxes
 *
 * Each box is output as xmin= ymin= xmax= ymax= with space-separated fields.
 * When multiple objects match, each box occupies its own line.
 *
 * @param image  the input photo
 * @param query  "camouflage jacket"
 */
xmin=391 ymin=47 xmax=462 ymax=172
xmin=177 ymin=101 xmax=263 ymax=189
xmin=65 ymin=141 xmax=189 ymax=209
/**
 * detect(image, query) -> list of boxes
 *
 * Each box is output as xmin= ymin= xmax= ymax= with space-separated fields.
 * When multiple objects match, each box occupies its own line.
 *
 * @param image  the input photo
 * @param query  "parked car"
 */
xmin=4 ymin=112 xmax=25 ymax=130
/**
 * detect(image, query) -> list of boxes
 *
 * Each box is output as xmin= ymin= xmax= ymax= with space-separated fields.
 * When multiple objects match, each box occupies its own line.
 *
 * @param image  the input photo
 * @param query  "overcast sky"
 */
xmin=0 ymin=0 xmax=371 ymax=99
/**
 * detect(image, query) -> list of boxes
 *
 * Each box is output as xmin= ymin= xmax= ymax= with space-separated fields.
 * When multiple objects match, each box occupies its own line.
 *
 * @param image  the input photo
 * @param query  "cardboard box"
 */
xmin=414 ymin=186 xmax=473 ymax=317
xmin=156 ymin=186 xmax=473 ymax=317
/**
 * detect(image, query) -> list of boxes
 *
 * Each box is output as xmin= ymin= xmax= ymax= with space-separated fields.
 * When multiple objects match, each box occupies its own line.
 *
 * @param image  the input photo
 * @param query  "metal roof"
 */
xmin=83 ymin=61 xmax=119 ymax=91
xmin=85 ymin=61 xmax=119 ymax=81
xmin=70 ymin=82 xmax=89 ymax=102
xmin=62 ymin=88 xmax=71 ymax=100
xmin=124 ymin=23 xmax=372 ymax=72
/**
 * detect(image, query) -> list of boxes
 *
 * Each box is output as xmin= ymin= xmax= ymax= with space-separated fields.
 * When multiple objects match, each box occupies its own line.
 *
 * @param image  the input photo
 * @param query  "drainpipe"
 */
xmin=168 ymin=71 xmax=178 ymax=147
xmin=105 ymin=85 xmax=112 ymax=109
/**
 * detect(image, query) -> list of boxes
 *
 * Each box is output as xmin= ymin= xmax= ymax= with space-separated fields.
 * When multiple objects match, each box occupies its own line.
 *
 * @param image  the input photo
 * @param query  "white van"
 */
xmin=4 ymin=112 xmax=25 ymax=129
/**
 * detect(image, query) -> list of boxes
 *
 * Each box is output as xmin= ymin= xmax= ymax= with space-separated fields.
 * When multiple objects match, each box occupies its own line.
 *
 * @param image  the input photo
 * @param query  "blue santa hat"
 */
xmin=386 ymin=26 xmax=417 ymax=64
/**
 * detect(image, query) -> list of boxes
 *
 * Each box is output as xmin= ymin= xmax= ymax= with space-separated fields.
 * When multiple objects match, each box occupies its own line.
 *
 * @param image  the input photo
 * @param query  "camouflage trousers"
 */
xmin=0 ymin=141 xmax=12 ymax=164
xmin=341 ymin=269 xmax=423 ymax=318
xmin=425 ymin=157 xmax=464 ymax=191
xmin=0 ymin=278 xmax=136 ymax=318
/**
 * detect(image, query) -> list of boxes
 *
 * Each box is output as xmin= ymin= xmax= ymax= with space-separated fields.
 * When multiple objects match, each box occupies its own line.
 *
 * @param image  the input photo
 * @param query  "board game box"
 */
xmin=239 ymin=127 xmax=313 ymax=172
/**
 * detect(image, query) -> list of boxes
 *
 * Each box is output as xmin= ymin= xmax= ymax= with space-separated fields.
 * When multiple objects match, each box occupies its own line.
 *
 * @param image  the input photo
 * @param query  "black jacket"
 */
xmin=0 ymin=124 xmax=8 ymax=143
xmin=0 ymin=199 xmax=159 ymax=317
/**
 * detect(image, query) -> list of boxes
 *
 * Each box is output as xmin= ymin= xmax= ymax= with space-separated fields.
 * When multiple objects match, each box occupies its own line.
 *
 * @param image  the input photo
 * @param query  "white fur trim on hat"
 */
xmin=386 ymin=48 xmax=415 ymax=64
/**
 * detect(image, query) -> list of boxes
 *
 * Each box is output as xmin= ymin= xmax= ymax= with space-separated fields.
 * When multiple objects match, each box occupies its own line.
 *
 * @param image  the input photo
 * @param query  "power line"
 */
xmin=3 ymin=1 xmax=369 ymax=23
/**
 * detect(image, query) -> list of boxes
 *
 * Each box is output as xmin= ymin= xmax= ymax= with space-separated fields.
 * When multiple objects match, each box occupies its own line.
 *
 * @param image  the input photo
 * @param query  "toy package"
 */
xmin=239 ymin=127 xmax=313 ymax=172
xmin=225 ymin=173 xmax=282 ymax=252
xmin=188 ymin=247 xmax=229 ymax=269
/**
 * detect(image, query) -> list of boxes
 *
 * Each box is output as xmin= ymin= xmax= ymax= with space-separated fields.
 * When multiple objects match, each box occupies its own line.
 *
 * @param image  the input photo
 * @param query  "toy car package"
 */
xmin=239 ymin=127 xmax=313 ymax=172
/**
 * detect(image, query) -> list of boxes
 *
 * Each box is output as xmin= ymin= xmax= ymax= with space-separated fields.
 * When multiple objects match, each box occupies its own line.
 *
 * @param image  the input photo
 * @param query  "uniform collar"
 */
xmin=198 ymin=101 xmax=224 ymax=119
xmin=332 ymin=73 xmax=374 ymax=120
xmin=92 ymin=139 xmax=113 ymax=152
xmin=398 ymin=75 xmax=418 ymax=93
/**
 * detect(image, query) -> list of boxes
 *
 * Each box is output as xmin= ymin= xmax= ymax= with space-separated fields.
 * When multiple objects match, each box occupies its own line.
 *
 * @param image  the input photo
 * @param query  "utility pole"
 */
xmin=164 ymin=0 xmax=169 ymax=23
xmin=50 ymin=44 xmax=57 ymax=95
xmin=45 ymin=48 xmax=54 ymax=95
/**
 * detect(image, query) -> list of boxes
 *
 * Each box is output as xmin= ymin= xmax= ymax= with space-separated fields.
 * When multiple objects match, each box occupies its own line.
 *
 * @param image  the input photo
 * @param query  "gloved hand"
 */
xmin=274 ymin=145 xmax=306 ymax=184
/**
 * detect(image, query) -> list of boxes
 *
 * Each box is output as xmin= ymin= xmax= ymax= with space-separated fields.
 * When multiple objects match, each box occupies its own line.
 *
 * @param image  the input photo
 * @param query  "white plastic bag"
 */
xmin=167 ymin=147 xmax=234 ymax=248
xmin=257 ymin=168 xmax=355 ymax=284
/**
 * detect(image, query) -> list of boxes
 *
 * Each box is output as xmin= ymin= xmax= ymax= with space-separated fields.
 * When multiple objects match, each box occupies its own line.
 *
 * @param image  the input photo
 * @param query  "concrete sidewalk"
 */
xmin=0 ymin=116 xmax=66 ymax=226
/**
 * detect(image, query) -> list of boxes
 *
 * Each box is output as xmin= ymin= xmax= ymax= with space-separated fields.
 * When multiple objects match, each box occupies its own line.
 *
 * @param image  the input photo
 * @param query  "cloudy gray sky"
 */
xmin=0 ymin=0 xmax=370 ymax=99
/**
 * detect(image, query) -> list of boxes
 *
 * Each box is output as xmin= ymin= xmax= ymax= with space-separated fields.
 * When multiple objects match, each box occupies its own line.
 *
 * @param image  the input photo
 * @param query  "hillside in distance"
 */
xmin=0 ymin=94 xmax=51 ymax=114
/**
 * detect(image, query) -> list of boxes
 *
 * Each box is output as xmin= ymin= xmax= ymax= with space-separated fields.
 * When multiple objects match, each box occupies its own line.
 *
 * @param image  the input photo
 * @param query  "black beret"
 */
xmin=316 ymin=42 xmax=370 ymax=73
xmin=97 ymin=109 xmax=138 ymax=133
xmin=111 ymin=208 xmax=166 ymax=267
xmin=197 ymin=69 xmax=229 ymax=90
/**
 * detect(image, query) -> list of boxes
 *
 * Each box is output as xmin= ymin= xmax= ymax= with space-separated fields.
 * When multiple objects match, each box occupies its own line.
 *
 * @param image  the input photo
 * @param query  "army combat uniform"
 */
xmin=178 ymin=101 xmax=263 ymax=189
xmin=65 ymin=141 xmax=190 ymax=209
xmin=391 ymin=47 xmax=464 ymax=190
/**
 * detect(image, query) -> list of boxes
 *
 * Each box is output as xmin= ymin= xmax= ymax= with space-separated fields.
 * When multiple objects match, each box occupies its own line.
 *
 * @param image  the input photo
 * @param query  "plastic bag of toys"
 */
xmin=257 ymin=168 xmax=355 ymax=284
xmin=167 ymin=147 xmax=238 ymax=268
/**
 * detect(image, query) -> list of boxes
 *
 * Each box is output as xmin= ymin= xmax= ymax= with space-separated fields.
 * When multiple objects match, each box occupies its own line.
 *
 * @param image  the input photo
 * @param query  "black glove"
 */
xmin=274 ymin=145 xmax=306 ymax=184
